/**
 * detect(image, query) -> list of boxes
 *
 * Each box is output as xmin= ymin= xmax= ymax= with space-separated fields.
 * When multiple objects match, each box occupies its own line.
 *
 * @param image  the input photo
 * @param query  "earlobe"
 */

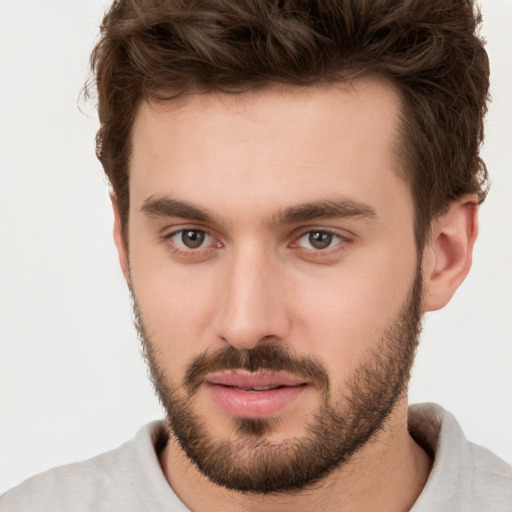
xmin=110 ymin=193 xmax=130 ymax=281
xmin=422 ymin=196 xmax=479 ymax=312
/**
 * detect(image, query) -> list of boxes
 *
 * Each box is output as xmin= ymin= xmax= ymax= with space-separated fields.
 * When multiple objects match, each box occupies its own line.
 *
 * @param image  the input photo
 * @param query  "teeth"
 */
xmin=234 ymin=385 xmax=280 ymax=391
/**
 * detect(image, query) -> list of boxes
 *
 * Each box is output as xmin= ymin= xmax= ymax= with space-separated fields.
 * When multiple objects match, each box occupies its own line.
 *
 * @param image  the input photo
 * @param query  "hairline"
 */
xmin=120 ymin=75 xmax=424 ymax=246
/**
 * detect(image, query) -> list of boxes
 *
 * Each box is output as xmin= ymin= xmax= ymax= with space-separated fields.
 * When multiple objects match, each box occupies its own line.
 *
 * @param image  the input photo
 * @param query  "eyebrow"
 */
xmin=141 ymin=196 xmax=377 ymax=226
xmin=142 ymin=196 xmax=215 ymax=223
xmin=268 ymin=199 xmax=377 ymax=225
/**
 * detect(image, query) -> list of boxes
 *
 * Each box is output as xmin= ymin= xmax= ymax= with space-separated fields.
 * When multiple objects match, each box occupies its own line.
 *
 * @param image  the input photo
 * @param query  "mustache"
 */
xmin=184 ymin=344 xmax=330 ymax=395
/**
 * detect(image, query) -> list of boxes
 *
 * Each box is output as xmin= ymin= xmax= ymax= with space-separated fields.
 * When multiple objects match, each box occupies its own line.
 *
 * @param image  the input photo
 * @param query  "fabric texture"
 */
xmin=1 ymin=403 xmax=511 ymax=511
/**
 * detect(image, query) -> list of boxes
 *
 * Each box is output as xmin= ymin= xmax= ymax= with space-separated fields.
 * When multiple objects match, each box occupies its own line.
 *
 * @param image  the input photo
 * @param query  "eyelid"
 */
xmin=161 ymin=224 xmax=352 ymax=257
xmin=171 ymin=229 xmax=212 ymax=248
xmin=293 ymin=227 xmax=350 ymax=241
xmin=163 ymin=223 xmax=213 ymax=239
xmin=163 ymin=226 xmax=222 ymax=252
xmin=289 ymin=227 xmax=352 ymax=253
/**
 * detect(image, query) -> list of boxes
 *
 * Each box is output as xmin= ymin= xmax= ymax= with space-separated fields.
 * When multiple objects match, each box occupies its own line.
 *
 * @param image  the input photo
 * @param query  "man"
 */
xmin=1 ymin=0 xmax=511 ymax=510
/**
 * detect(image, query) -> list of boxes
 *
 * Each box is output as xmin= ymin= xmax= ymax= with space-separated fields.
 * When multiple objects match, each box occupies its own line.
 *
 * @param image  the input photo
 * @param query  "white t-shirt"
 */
xmin=1 ymin=403 xmax=511 ymax=511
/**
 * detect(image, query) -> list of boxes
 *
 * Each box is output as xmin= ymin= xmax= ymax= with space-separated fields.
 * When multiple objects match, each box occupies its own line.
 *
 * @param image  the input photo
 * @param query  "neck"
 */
xmin=159 ymin=399 xmax=432 ymax=512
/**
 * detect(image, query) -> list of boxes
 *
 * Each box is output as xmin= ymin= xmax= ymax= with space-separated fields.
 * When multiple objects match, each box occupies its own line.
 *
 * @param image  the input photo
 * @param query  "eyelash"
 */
xmin=165 ymin=228 xmax=221 ymax=258
xmin=163 ymin=227 xmax=350 ymax=259
xmin=292 ymin=230 xmax=346 ymax=252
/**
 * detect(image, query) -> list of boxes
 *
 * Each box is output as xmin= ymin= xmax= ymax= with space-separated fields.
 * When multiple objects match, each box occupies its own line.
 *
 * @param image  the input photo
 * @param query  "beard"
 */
xmin=132 ymin=267 xmax=423 ymax=494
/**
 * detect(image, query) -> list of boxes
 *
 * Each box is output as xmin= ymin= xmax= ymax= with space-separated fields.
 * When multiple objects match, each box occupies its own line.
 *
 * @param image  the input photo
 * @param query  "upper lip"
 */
xmin=205 ymin=370 xmax=307 ymax=389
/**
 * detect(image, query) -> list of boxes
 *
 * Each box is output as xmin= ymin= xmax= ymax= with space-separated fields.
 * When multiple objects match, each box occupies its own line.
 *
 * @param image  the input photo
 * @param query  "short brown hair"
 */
xmin=89 ymin=0 xmax=490 ymax=248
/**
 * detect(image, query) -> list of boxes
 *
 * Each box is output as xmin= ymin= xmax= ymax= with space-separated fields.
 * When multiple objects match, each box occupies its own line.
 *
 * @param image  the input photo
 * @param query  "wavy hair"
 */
xmin=87 ymin=0 xmax=490 ymax=248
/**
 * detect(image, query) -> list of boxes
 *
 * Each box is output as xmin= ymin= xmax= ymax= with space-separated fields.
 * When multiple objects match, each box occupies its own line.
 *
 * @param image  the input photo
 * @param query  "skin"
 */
xmin=112 ymin=77 xmax=478 ymax=511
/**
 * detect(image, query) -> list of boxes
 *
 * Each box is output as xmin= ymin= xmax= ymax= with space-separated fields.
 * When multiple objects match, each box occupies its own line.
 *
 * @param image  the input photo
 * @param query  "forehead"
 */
xmin=129 ymin=78 xmax=409 ymax=221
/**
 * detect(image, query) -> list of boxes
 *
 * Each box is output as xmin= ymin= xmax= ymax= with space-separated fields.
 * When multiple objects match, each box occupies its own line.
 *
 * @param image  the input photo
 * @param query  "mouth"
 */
xmin=204 ymin=370 xmax=309 ymax=419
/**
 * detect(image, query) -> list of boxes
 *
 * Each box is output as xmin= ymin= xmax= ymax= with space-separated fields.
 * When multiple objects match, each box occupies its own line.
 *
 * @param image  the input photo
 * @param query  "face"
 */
xmin=122 ymin=79 xmax=422 ymax=493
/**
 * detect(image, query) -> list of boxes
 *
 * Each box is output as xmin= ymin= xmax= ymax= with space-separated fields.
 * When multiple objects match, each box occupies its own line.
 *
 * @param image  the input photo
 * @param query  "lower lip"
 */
xmin=205 ymin=383 xmax=308 ymax=418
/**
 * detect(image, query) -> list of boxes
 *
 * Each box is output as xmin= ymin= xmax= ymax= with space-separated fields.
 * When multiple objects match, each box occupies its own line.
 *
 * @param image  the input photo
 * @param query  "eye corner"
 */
xmin=161 ymin=227 xmax=223 ymax=260
xmin=294 ymin=229 xmax=347 ymax=251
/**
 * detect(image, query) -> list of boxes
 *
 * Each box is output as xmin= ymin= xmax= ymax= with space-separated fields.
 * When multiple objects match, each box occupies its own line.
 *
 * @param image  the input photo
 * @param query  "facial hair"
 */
xmin=132 ymin=268 xmax=423 ymax=494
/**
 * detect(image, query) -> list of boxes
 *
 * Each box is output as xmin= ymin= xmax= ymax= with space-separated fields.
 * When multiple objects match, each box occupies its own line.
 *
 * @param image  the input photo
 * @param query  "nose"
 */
xmin=214 ymin=245 xmax=291 ymax=350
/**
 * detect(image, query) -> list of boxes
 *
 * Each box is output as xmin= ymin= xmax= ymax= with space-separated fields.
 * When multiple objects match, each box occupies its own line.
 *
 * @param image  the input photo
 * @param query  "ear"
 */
xmin=422 ymin=196 xmax=479 ymax=312
xmin=110 ymin=193 xmax=130 ymax=281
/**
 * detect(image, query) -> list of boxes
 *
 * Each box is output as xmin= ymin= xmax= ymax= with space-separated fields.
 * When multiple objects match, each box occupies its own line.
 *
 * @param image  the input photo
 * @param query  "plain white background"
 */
xmin=0 ymin=0 xmax=511 ymax=495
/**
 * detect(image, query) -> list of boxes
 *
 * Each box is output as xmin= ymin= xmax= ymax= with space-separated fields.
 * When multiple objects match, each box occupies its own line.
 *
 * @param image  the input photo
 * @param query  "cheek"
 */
xmin=129 ymin=244 xmax=220 ymax=363
xmin=289 ymin=248 xmax=417 ymax=375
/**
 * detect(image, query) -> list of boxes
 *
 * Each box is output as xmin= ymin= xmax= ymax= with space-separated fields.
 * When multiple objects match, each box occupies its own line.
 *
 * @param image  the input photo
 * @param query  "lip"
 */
xmin=205 ymin=370 xmax=308 ymax=419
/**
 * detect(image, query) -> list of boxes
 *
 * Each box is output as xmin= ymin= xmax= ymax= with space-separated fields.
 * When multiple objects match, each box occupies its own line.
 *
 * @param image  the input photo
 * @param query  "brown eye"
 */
xmin=181 ymin=230 xmax=206 ymax=248
xmin=308 ymin=231 xmax=333 ymax=249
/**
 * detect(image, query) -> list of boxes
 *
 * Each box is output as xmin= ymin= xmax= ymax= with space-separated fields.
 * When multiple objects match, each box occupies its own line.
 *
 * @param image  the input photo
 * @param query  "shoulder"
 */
xmin=467 ymin=442 xmax=512 ymax=505
xmin=1 ymin=454 xmax=126 ymax=512
xmin=0 ymin=421 xmax=168 ymax=512
xmin=410 ymin=403 xmax=512 ymax=512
